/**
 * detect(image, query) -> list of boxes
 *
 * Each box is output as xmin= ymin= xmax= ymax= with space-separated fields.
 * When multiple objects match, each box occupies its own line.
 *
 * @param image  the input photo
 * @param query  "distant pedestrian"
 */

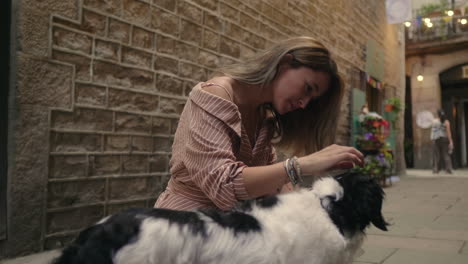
xmin=431 ymin=109 xmax=453 ymax=174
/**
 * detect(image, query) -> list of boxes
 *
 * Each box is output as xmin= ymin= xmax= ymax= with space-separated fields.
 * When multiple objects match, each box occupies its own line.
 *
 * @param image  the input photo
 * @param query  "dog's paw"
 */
xmin=312 ymin=177 xmax=344 ymax=201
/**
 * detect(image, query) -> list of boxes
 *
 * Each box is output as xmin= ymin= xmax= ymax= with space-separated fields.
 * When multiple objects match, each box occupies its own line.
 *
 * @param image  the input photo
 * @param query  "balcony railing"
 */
xmin=405 ymin=15 xmax=468 ymax=43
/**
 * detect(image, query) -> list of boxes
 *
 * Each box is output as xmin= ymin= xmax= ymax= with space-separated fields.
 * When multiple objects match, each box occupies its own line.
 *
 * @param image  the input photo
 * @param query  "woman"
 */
xmin=155 ymin=36 xmax=364 ymax=210
xmin=431 ymin=109 xmax=454 ymax=174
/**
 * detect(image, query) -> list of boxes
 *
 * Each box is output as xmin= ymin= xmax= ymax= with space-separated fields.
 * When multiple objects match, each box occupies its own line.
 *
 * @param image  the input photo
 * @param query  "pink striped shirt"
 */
xmin=154 ymin=82 xmax=277 ymax=210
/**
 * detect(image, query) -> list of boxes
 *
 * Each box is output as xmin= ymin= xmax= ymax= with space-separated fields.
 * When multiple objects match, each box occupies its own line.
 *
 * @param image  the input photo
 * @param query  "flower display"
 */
xmin=355 ymin=111 xmax=394 ymax=184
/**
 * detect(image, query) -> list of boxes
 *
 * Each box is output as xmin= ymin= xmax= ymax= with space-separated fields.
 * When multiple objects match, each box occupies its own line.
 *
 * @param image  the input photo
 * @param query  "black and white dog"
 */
xmin=53 ymin=172 xmax=388 ymax=264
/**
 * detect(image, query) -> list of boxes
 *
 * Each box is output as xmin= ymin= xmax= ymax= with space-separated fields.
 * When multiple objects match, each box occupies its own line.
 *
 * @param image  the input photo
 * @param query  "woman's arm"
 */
xmin=242 ymin=144 xmax=364 ymax=198
xmin=445 ymin=120 xmax=453 ymax=146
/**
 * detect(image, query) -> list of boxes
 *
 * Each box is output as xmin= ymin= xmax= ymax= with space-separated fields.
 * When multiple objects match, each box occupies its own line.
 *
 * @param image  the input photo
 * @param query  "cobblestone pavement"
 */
xmin=2 ymin=170 xmax=468 ymax=264
xmin=354 ymin=169 xmax=468 ymax=264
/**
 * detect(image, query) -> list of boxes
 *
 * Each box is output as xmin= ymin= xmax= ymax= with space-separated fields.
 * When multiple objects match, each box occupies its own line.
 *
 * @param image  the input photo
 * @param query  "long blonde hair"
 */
xmin=217 ymin=36 xmax=344 ymax=155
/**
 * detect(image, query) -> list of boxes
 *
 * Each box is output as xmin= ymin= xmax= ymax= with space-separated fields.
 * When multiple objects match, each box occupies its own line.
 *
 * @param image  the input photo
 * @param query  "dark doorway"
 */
xmin=1 ymin=0 xmax=12 ymax=240
xmin=404 ymin=76 xmax=414 ymax=168
xmin=440 ymin=63 xmax=468 ymax=169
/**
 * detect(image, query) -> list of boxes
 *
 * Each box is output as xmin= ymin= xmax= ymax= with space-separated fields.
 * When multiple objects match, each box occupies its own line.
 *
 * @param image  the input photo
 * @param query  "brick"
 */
xmin=223 ymin=22 xmax=243 ymax=41
xmin=152 ymin=117 xmax=171 ymax=134
xmin=156 ymin=35 xmax=176 ymax=54
xmin=48 ymin=179 xmax=106 ymax=208
xmin=95 ymin=39 xmax=120 ymax=61
xmin=198 ymin=50 xmax=219 ymax=68
xmin=175 ymin=41 xmax=199 ymax=62
xmin=122 ymin=46 xmax=152 ymax=69
xmin=107 ymin=200 xmax=147 ymax=215
xmin=218 ymin=56 xmax=237 ymax=68
xmin=115 ymin=112 xmax=152 ymax=134
xmin=49 ymin=155 xmax=87 ymax=178
xmin=154 ymin=55 xmax=179 ymax=75
xmin=75 ymin=82 xmax=106 ymax=106
xmin=132 ymin=26 xmax=154 ymax=50
xmin=240 ymin=44 xmax=256 ymax=59
xmin=180 ymin=20 xmax=202 ymax=45
xmin=50 ymin=132 xmax=101 ymax=152
xmin=46 ymin=205 xmax=104 ymax=234
xmin=261 ymin=2 xmax=286 ymax=24
xmin=109 ymin=176 xmax=158 ymax=200
xmin=159 ymin=97 xmax=185 ymax=115
xmin=89 ymin=155 xmax=121 ymax=176
xmin=152 ymin=0 xmax=176 ymax=11
xmin=131 ymin=136 xmax=153 ymax=152
xmin=17 ymin=57 xmax=72 ymax=107
xmin=83 ymin=0 xmax=121 ymax=15
xmin=150 ymin=8 xmax=179 ymax=36
xmin=82 ymin=9 xmax=107 ymax=35
xmin=203 ymin=29 xmax=219 ymax=51
xmin=156 ymin=74 xmax=183 ymax=95
xmin=108 ymin=88 xmax=158 ymax=112
xmin=183 ymin=80 xmax=197 ymax=97
xmin=220 ymin=36 xmax=240 ymax=58
xmin=51 ymin=108 xmax=113 ymax=131
xmin=104 ymin=135 xmax=131 ymax=151
xmin=153 ymin=136 xmax=172 ymax=152
xmin=52 ymin=49 xmax=91 ymax=81
xmin=52 ymin=27 xmax=93 ymax=54
xmin=238 ymin=2 xmax=260 ymax=17
xmin=264 ymin=0 xmax=287 ymax=10
xmin=123 ymin=0 xmax=151 ymax=27
xmin=108 ymin=18 xmax=131 ymax=44
xmin=192 ymin=0 xmax=218 ymax=11
xmin=240 ymin=12 xmax=258 ymax=31
xmin=220 ymin=2 xmax=239 ymax=22
xmin=170 ymin=119 xmax=179 ymax=134
xmin=178 ymin=0 xmax=203 ymax=24
xmin=44 ymin=234 xmax=75 ymax=250
xmin=180 ymin=62 xmax=206 ymax=80
xmin=122 ymin=154 xmax=149 ymax=174
xmin=242 ymin=31 xmax=265 ymax=49
xmin=204 ymin=12 xmax=222 ymax=31
xmin=258 ymin=22 xmax=283 ymax=40
xmin=93 ymin=60 xmax=154 ymax=90
xmin=149 ymin=155 xmax=168 ymax=172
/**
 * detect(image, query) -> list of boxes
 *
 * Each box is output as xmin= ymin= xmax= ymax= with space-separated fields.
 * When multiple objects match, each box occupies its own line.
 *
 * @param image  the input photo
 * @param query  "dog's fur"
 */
xmin=52 ymin=172 xmax=388 ymax=264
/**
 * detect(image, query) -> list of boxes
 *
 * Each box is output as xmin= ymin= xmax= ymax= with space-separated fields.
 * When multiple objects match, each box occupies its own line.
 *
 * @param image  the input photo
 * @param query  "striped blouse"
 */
xmin=154 ymin=82 xmax=277 ymax=210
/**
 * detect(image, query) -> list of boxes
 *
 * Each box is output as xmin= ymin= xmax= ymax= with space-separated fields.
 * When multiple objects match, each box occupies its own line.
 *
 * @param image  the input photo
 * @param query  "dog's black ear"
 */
xmin=371 ymin=213 xmax=389 ymax=231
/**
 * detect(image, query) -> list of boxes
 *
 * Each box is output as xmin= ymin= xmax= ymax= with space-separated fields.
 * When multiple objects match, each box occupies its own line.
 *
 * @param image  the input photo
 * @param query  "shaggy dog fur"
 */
xmin=52 ymin=172 xmax=388 ymax=264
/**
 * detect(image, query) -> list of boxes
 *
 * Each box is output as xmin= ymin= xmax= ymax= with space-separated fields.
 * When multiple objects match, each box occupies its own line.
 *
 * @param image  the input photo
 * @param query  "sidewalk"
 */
xmin=2 ymin=170 xmax=468 ymax=264
xmin=354 ymin=169 xmax=468 ymax=264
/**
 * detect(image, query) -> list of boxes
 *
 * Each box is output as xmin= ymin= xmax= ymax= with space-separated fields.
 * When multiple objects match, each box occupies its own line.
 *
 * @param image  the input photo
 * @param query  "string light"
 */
xmin=461 ymin=18 xmax=467 ymax=25
xmin=447 ymin=10 xmax=454 ymax=16
xmin=417 ymin=75 xmax=424 ymax=81
xmin=424 ymin=18 xmax=431 ymax=23
xmin=427 ymin=22 xmax=433 ymax=28
xmin=404 ymin=21 xmax=411 ymax=27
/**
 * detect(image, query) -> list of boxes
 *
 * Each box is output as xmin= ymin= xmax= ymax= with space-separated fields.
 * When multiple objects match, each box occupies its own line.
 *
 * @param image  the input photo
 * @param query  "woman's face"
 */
xmin=270 ymin=64 xmax=331 ymax=115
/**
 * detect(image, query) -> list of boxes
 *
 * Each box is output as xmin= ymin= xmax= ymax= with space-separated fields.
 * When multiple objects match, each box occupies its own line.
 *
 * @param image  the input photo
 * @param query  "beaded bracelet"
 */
xmin=283 ymin=157 xmax=303 ymax=186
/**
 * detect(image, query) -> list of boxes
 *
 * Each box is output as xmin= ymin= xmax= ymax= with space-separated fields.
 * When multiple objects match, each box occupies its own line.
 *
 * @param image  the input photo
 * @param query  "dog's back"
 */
xmin=53 ymin=172 xmax=388 ymax=264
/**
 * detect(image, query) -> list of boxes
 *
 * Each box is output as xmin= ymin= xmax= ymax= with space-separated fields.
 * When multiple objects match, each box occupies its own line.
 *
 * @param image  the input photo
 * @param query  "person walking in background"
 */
xmin=431 ymin=109 xmax=454 ymax=174
xmin=154 ymin=36 xmax=364 ymax=211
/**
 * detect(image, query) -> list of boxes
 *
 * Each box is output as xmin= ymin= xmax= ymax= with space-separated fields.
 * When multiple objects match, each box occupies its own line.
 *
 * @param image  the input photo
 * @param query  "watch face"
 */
xmin=416 ymin=111 xmax=434 ymax=129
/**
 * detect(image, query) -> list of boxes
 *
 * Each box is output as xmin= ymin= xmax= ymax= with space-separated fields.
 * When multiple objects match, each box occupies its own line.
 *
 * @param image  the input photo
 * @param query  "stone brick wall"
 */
xmin=2 ymin=0 xmax=405 ymax=258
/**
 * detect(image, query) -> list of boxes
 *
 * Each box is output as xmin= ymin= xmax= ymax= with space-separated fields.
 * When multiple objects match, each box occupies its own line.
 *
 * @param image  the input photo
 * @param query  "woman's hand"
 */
xmin=298 ymin=144 xmax=364 ymax=176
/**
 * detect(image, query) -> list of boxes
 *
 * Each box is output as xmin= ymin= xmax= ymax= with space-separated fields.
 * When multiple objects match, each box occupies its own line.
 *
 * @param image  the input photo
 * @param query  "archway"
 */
xmin=440 ymin=63 xmax=468 ymax=168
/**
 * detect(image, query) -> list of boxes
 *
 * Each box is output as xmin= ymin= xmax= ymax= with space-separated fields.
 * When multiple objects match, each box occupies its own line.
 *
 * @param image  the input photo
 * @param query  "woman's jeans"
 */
xmin=432 ymin=137 xmax=453 ymax=173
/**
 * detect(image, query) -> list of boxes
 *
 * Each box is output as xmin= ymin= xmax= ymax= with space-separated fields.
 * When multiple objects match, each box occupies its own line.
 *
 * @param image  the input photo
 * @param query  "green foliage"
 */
xmin=417 ymin=0 xmax=449 ymax=17
xmin=385 ymin=97 xmax=402 ymax=114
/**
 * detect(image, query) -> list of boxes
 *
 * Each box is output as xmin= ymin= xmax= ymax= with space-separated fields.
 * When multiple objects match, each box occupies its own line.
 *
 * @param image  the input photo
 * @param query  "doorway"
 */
xmin=1 ymin=0 xmax=12 ymax=240
xmin=440 ymin=63 xmax=468 ymax=169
